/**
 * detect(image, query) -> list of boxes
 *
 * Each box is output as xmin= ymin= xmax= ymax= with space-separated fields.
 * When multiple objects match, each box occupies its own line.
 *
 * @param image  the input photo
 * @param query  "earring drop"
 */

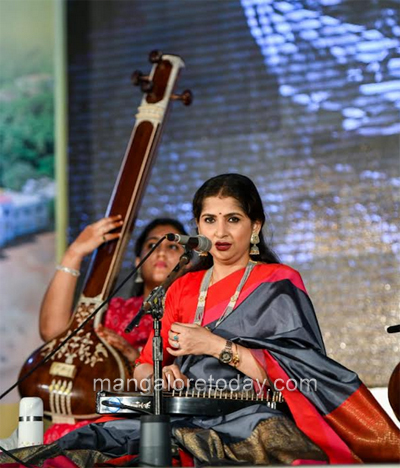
xmin=135 ymin=267 xmax=143 ymax=283
xmin=250 ymin=232 xmax=260 ymax=256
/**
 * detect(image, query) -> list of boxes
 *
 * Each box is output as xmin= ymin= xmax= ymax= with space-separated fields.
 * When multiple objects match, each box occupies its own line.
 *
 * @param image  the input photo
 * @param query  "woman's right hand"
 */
xmin=161 ymin=364 xmax=189 ymax=390
xmin=67 ymin=215 xmax=123 ymax=259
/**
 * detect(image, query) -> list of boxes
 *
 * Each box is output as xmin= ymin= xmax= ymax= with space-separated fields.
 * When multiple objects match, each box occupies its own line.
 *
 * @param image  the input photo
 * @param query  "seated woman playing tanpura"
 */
xmin=39 ymin=217 xmax=187 ymax=443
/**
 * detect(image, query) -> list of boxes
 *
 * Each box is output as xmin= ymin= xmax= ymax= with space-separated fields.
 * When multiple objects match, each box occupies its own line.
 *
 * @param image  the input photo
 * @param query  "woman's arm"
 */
xmin=134 ymin=363 xmax=154 ymax=391
xmin=39 ymin=215 xmax=122 ymax=341
xmin=133 ymin=324 xmax=267 ymax=391
xmin=39 ymin=247 xmax=84 ymax=341
xmin=217 ymin=341 xmax=267 ymax=383
xmin=96 ymin=324 xmax=140 ymax=363
xmin=167 ymin=323 xmax=267 ymax=383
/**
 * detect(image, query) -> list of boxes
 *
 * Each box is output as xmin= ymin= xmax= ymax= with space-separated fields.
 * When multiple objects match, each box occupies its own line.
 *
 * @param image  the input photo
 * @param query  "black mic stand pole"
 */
xmin=139 ymin=297 xmax=171 ymax=467
xmin=138 ymin=249 xmax=193 ymax=467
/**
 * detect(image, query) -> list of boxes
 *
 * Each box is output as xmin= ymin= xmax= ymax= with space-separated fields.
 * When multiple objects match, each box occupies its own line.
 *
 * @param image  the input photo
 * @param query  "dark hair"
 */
xmin=192 ymin=173 xmax=280 ymax=264
xmin=134 ymin=217 xmax=188 ymax=257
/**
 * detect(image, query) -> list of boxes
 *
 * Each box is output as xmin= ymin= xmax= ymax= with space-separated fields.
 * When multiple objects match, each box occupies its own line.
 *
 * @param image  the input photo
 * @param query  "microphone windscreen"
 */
xmin=166 ymin=233 xmax=178 ymax=242
xmin=197 ymin=235 xmax=212 ymax=252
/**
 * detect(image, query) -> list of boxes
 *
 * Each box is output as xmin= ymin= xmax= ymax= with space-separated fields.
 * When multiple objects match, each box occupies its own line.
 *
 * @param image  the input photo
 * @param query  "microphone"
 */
xmin=166 ymin=233 xmax=212 ymax=252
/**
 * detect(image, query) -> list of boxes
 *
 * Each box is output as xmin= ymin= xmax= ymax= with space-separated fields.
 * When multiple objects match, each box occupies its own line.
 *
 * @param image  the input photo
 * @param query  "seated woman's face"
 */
xmin=197 ymin=196 xmax=260 ymax=266
xmin=139 ymin=224 xmax=185 ymax=289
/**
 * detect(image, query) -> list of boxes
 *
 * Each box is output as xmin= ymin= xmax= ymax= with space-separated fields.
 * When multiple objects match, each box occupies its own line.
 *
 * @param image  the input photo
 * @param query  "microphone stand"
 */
xmin=129 ymin=249 xmax=192 ymax=467
xmin=139 ymin=296 xmax=171 ymax=467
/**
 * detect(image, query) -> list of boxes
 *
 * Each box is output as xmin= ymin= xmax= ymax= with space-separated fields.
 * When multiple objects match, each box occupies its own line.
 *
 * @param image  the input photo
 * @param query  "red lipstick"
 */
xmin=215 ymin=242 xmax=231 ymax=251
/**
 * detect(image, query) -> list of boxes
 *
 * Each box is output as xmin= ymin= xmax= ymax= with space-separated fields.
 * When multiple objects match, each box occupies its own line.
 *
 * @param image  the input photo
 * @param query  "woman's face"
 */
xmin=137 ymin=224 xmax=185 ymax=291
xmin=197 ymin=196 xmax=261 ymax=268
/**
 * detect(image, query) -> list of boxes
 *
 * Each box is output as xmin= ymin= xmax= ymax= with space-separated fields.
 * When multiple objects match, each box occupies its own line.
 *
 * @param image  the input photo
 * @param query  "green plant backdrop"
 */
xmin=0 ymin=0 xmax=54 ymax=191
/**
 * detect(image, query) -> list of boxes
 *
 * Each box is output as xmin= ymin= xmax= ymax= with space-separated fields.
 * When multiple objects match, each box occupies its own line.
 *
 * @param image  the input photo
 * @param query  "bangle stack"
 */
xmin=56 ymin=264 xmax=81 ymax=277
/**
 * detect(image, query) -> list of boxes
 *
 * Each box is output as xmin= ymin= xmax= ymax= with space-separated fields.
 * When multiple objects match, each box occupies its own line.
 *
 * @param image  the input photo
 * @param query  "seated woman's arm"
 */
xmin=218 ymin=342 xmax=267 ymax=383
xmin=167 ymin=323 xmax=267 ymax=382
xmin=134 ymin=323 xmax=267 ymax=390
xmin=39 ymin=216 xmax=122 ymax=341
xmin=39 ymin=247 xmax=84 ymax=341
xmin=134 ymin=363 xmax=154 ymax=391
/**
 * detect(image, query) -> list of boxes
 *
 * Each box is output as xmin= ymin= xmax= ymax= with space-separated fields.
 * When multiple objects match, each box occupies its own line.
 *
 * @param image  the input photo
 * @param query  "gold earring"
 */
xmin=250 ymin=232 xmax=260 ymax=256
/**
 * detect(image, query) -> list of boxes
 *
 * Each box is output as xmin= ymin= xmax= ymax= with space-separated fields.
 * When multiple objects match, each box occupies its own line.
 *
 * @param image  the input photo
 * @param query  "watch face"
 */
xmin=220 ymin=351 xmax=233 ymax=364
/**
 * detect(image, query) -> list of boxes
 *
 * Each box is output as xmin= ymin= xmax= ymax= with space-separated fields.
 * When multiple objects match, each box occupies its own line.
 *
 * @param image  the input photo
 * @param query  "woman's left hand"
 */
xmin=96 ymin=324 xmax=139 ymax=363
xmin=167 ymin=322 xmax=224 ymax=357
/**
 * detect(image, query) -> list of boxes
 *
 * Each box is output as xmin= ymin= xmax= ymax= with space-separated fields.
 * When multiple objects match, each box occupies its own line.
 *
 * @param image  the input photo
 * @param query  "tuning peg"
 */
xmin=131 ymin=70 xmax=153 ymax=93
xmin=170 ymin=89 xmax=193 ymax=106
xmin=149 ymin=50 xmax=163 ymax=63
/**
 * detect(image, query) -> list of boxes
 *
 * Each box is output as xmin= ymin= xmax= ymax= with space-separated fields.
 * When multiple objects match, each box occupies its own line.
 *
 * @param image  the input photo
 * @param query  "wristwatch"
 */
xmin=219 ymin=340 xmax=234 ymax=364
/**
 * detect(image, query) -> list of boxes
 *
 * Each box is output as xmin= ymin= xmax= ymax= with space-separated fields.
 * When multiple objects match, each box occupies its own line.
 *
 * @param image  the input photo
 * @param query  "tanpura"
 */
xmin=18 ymin=51 xmax=192 ymax=423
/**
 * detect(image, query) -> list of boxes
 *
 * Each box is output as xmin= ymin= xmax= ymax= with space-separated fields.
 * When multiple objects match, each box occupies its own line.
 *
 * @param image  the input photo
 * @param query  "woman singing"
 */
xmin=2 ymin=174 xmax=399 ymax=465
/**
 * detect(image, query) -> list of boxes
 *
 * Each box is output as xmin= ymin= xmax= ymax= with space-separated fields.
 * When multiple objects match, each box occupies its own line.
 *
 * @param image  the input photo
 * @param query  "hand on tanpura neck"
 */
xmin=67 ymin=215 xmax=123 ymax=260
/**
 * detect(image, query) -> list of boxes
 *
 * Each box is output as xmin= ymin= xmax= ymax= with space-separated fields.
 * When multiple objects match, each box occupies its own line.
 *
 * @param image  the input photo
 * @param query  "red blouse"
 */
xmin=139 ymin=263 xmax=304 ymax=366
xmin=104 ymin=296 xmax=154 ymax=350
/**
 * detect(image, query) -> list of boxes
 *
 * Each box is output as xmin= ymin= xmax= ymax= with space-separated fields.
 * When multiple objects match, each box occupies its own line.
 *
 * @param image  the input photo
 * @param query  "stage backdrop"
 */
xmin=65 ymin=0 xmax=399 ymax=388
xmin=0 ymin=0 xmax=56 ymax=409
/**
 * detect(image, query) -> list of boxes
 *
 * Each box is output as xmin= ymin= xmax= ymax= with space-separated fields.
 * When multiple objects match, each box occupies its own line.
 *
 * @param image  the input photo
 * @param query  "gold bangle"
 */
xmin=231 ymin=344 xmax=240 ymax=367
xmin=231 ymin=353 xmax=240 ymax=367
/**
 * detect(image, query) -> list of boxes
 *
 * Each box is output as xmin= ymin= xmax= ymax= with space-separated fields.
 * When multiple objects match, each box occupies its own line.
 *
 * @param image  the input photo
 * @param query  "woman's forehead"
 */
xmin=145 ymin=224 xmax=181 ymax=240
xmin=200 ymin=196 xmax=244 ymax=214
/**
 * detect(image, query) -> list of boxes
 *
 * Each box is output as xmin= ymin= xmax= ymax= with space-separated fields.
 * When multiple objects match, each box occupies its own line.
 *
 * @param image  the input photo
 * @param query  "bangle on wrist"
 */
xmin=231 ymin=344 xmax=240 ymax=368
xmin=56 ymin=264 xmax=81 ymax=277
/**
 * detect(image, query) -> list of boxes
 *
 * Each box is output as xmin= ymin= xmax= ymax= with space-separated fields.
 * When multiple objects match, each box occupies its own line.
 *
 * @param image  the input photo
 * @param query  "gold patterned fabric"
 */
xmin=174 ymin=415 xmax=329 ymax=465
xmin=0 ymin=442 xmax=112 ymax=467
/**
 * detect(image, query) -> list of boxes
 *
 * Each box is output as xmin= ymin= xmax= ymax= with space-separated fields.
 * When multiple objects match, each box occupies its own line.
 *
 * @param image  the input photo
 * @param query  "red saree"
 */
xmin=140 ymin=263 xmax=400 ymax=463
